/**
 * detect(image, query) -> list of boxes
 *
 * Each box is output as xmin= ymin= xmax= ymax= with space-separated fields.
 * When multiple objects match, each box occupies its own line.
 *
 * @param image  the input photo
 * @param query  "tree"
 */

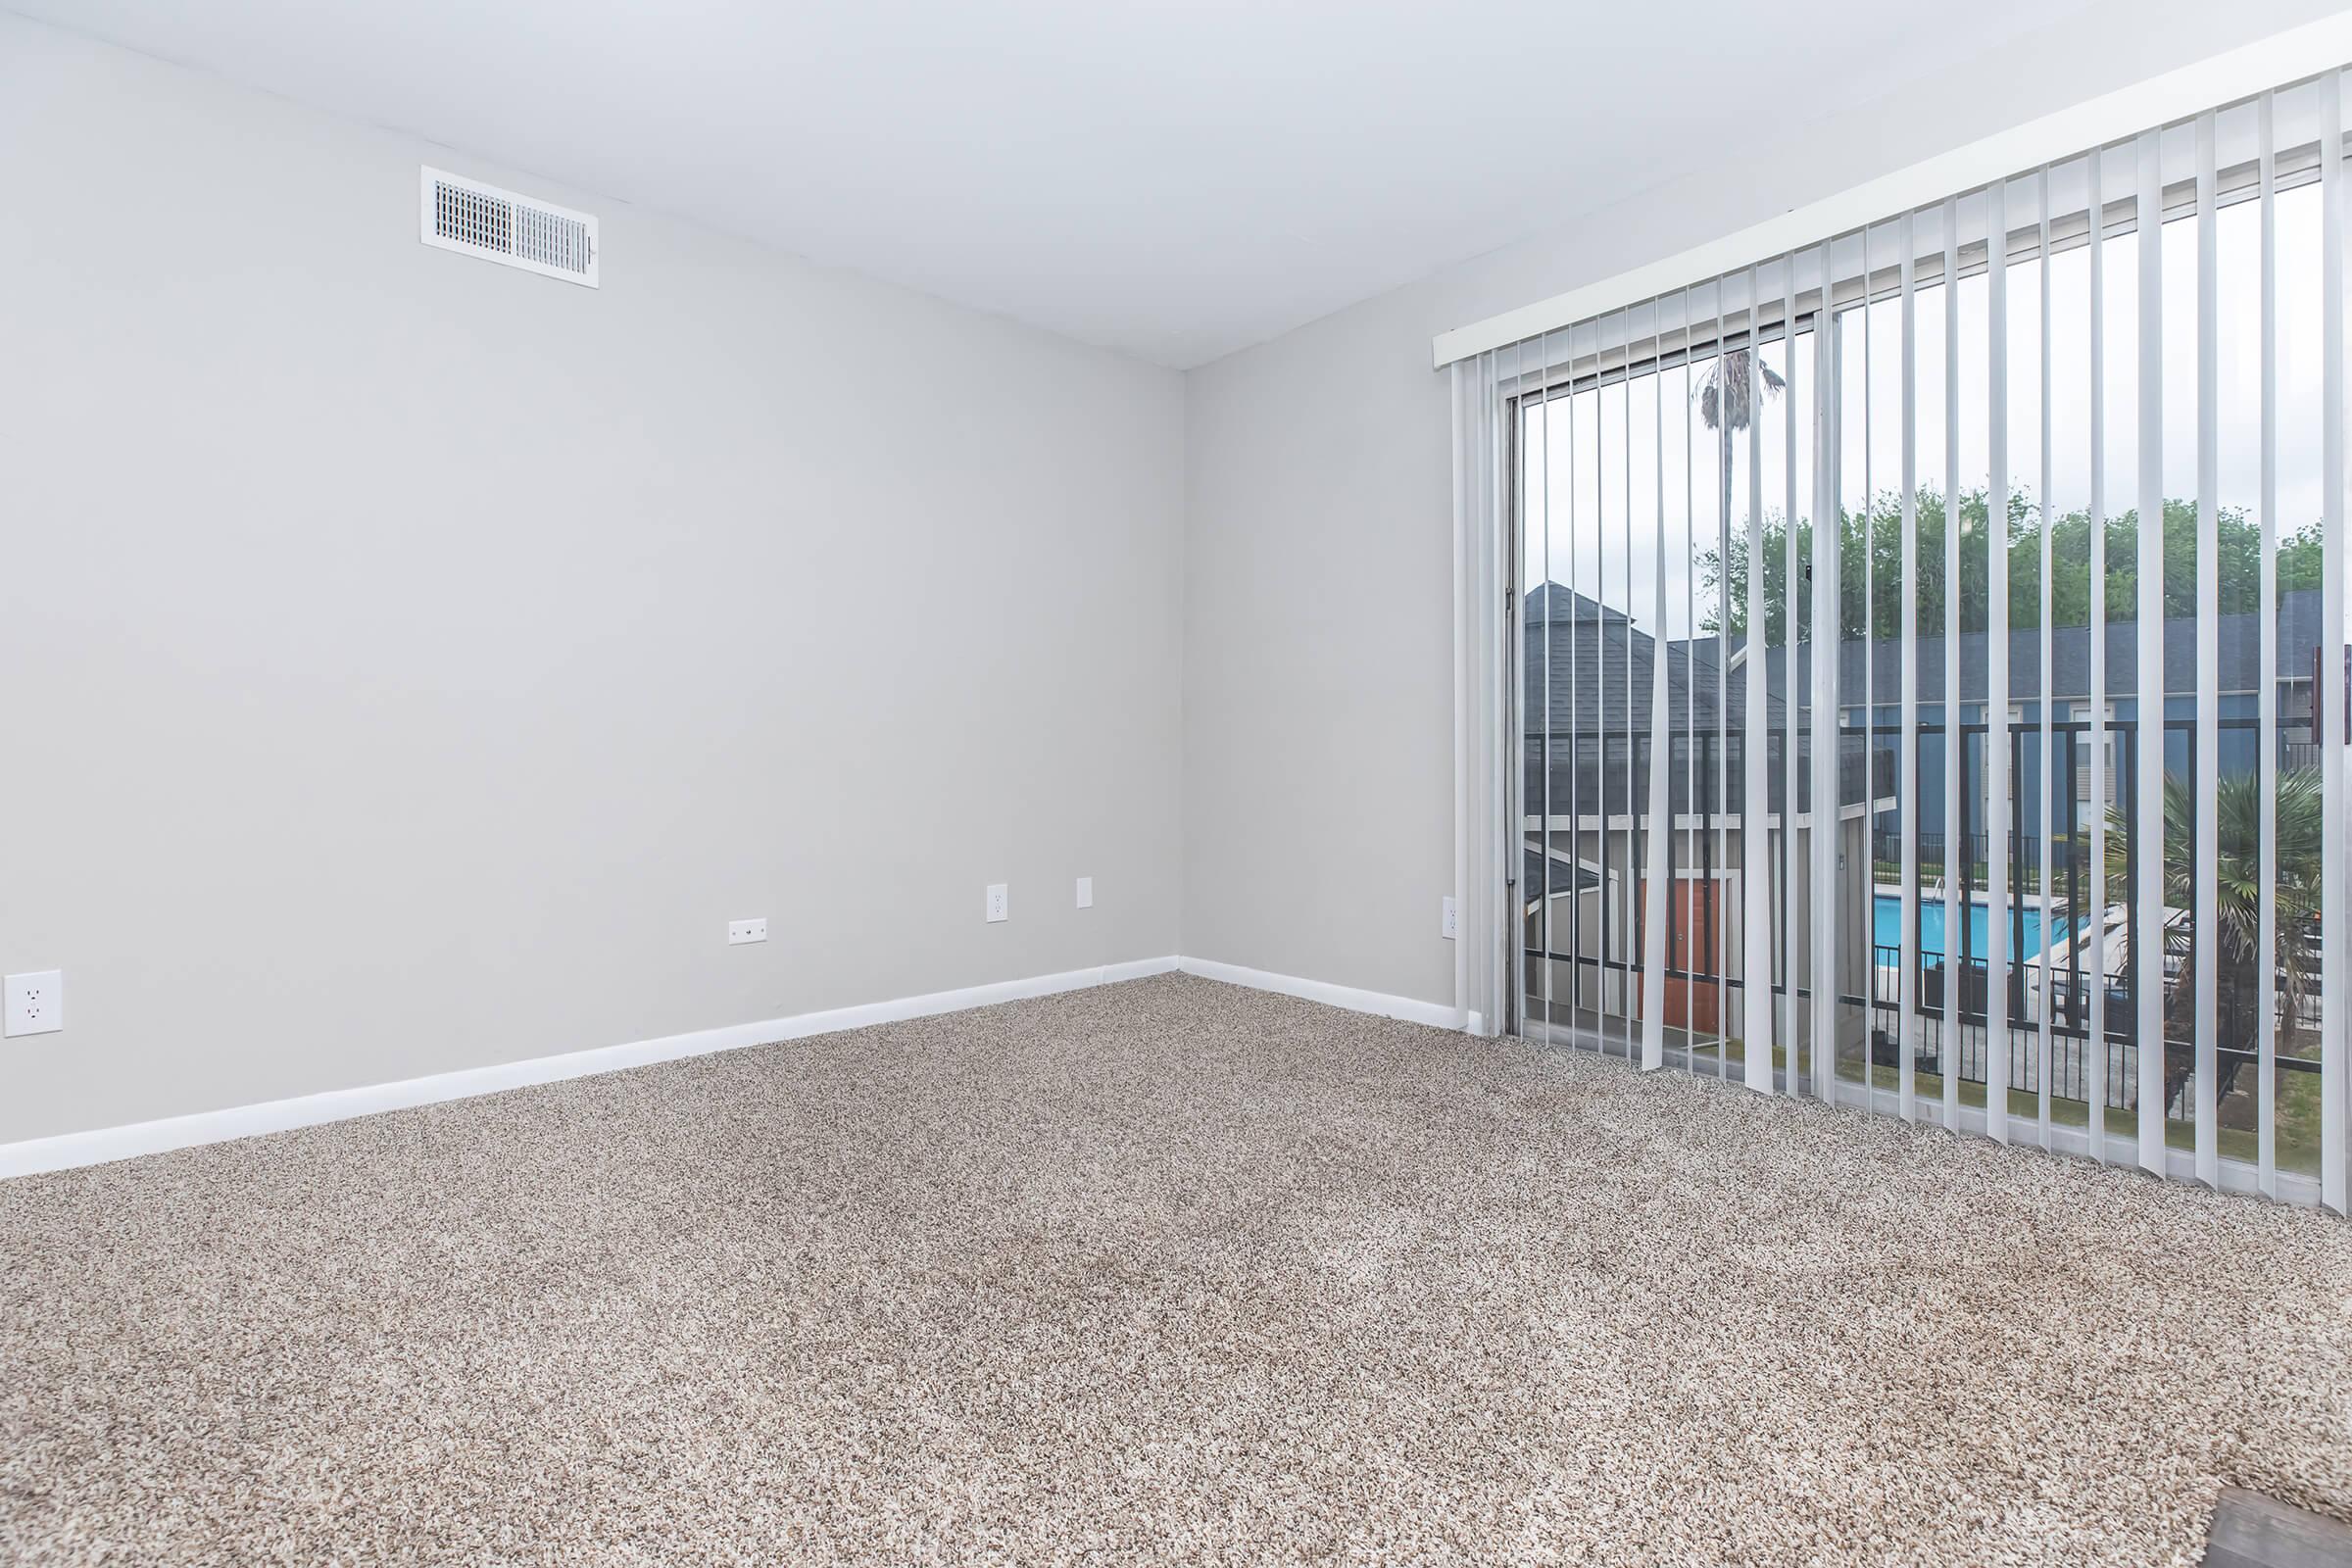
xmin=1696 ymin=489 xmax=2325 ymax=641
xmin=1691 ymin=346 xmax=1786 ymax=645
xmin=2100 ymin=768 xmax=2323 ymax=1117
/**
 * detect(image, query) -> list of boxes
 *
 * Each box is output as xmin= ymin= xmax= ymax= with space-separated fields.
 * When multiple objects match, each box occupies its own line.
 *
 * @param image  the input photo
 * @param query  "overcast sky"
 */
xmin=1522 ymin=179 xmax=2330 ymax=644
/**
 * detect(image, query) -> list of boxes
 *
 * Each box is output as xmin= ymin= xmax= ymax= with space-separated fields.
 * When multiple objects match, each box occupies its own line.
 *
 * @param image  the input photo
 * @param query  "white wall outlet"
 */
xmin=727 ymin=918 xmax=767 ymax=946
xmin=1441 ymin=897 xmax=1458 ymax=941
xmin=4 ymin=970 xmax=64 ymax=1037
xmin=1075 ymin=876 xmax=1094 ymax=909
xmin=985 ymin=883 xmax=1009 ymax=923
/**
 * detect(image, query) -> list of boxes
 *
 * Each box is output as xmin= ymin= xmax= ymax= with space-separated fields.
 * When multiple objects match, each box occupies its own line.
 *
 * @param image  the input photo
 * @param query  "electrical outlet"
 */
xmin=1075 ymin=876 xmax=1094 ymax=909
xmin=1441 ymin=897 xmax=1458 ymax=941
xmin=986 ymin=883 xmax=1009 ymax=923
xmin=727 ymin=918 xmax=767 ymax=946
xmin=4 ymin=970 xmax=64 ymax=1037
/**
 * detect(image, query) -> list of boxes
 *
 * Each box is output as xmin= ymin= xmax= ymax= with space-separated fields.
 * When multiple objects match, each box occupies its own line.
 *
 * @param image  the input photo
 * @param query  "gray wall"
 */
xmin=0 ymin=17 xmax=1184 ymax=1145
xmin=1181 ymin=0 xmax=2343 ymax=1013
xmin=6 ymin=2 xmax=2339 ymax=1149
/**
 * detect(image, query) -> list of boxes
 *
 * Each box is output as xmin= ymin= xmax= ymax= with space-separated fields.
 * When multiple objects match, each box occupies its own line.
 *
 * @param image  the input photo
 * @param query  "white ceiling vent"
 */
xmin=419 ymin=167 xmax=598 ymax=288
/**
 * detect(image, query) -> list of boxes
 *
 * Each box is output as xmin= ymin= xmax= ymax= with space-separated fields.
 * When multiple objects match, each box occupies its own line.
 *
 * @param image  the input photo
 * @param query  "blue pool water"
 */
xmin=1872 ymin=893 xmax=2069 ymax=959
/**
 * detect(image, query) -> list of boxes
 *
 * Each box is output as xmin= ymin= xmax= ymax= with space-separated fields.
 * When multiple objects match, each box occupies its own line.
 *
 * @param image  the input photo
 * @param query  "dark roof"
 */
xmin=1523 ymin=846 xmax=1601 ymax=899
xmin=1523 ymin=584 xmax=1774 ymax=738
xmin=1523 ymin=582 xmax=2324 ymax=737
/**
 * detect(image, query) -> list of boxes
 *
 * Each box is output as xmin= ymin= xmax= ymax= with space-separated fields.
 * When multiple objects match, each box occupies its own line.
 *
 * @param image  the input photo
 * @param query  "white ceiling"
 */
xmin=15 ymin=0 xmax=2102 ymax=368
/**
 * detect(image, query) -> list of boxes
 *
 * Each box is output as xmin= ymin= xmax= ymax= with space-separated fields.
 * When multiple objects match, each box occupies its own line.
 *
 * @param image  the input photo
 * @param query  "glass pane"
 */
xmin=1915 ymin=248 xmax=1955 ymax=1111
xmin=1508 ymin=102 xmax=2335 ymax=1198
xmin=2274 ymin=170 xmax=2327 ymax=1177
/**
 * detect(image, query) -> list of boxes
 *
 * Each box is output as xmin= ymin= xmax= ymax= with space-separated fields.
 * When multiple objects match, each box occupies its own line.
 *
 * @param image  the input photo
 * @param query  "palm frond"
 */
xmin=2099 ymin=767 xmax=2325 ymax=1052
xmin=1692 ymin=347 xmax=1786 ymax=434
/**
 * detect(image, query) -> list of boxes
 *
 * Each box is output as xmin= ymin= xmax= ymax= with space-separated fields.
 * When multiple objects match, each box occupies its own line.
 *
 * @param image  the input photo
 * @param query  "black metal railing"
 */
xmin=1521 ymin=707 xmax=2334 ymax=1124
xmin=1859 ymin=940 xmax=2322 ymax=1117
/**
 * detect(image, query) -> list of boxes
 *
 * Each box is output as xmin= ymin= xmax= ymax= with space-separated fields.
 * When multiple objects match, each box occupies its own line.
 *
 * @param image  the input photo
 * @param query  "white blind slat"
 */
xmin=1783 ymin=255 xmax=1801 ymax=1094
xmin=2194 ymin=113 xmax=2223 ymax=1189
xmin=1988 ymin=175 xmax=2014 ymax=1147
xmin=2087 ymin=150 xmax=2110 ymax=1166
xmin=2320 ymin=73 xmax=2347 ymax=1214
xmin=2038 ymin=166 xmax=2058 ymax=1154
xmin=1899 ymin=218 xmax=1921 ymax=1124
xmin=1743 ymin=269 xmax=1774 ymax=1090
xmin=2134 ymin=126 xmax=2169 ymax=1176
xmin=1622 ymin=304 xmax=1640 ymax=1064
xmin=1528 ymin=337 xmax=1551 ymax=1041
xmin=1943 ymin=200 xmax=1964 ymax=1136
xmin=2257 ymin=93 xmax=2279 ymax=1200
xmin=1813 ymin=252 xmax=1841 ymax=1105
xmin=1643 ymin=304 xmax=1671 ymax=1071
xmin=1684 ymin=285 xmax=1702 ymax=1076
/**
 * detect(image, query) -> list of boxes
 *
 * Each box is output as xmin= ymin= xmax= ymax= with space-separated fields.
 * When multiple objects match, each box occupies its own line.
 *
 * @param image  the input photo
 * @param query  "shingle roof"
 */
xmin=1519 ymin=583 xmax=2326 ymax=815
xmin=1523 ymin=582 xmax=2324 ymax=735
xmin=1521 ymin=846 xmax=1600 ymax=905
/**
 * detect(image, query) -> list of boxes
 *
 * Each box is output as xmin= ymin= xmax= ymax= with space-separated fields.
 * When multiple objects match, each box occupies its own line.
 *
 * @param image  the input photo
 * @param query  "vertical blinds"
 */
xmin=1461 ymin=69 xmax=2351 ymax=1211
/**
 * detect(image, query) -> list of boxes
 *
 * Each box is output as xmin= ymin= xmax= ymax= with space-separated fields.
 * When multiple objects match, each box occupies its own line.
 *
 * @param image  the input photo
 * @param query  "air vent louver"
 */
xmin=420 ymin=168 xmax=598 ymax=287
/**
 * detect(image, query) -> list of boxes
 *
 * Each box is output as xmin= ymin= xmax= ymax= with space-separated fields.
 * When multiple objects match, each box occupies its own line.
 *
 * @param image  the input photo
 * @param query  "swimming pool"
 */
xmin=1871 ymin=893 xmax=2070 ymax=960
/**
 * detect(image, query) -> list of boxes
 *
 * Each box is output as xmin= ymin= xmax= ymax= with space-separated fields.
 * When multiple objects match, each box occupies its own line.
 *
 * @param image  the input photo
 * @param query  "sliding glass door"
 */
xmin=1505 ymin=72 xmax=2347 ymax=1204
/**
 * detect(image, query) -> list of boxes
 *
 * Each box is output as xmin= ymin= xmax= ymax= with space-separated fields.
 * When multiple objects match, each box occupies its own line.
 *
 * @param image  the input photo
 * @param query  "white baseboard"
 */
xmin=0 ymin=954 xmax=1468 ymax=1182
xmin=1174 ymin=956 xmax=1468 ymax=1031
xmin=0 ymin=956 xmax=1182 ymax=1181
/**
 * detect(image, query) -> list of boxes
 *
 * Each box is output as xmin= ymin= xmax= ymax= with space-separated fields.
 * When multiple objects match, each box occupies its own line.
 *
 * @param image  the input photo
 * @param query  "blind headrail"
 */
xmin=1429 ymin=11 xmax=2352 ymax=369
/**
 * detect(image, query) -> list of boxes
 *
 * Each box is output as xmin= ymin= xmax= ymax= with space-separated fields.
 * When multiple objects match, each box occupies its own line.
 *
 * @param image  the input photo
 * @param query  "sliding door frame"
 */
xmin=1453 ymin=70 xmax=2351 ymax=1211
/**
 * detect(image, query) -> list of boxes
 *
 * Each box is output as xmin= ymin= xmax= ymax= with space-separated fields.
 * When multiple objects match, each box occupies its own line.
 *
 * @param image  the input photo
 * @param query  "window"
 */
xmin=1490 ymin=72 xmax=2348 ymax=1205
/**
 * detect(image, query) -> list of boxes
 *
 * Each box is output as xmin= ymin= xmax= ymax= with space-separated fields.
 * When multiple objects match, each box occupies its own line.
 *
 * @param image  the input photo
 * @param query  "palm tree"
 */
xmin=1693 ymin=347 xmax=1785 ymax=637
xmin=2100 ymin=768 xmax=2324 ymax=1115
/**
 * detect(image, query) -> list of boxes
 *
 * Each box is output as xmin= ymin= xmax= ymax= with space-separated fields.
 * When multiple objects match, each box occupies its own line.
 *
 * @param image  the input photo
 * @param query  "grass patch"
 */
xmin=1685 ymin=1033 xmax=2324 ymax=1176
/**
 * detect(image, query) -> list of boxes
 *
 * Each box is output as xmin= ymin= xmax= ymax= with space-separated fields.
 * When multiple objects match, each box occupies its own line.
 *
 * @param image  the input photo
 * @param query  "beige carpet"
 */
xmin=3 ymin=974 xmax=2349 ymax=1566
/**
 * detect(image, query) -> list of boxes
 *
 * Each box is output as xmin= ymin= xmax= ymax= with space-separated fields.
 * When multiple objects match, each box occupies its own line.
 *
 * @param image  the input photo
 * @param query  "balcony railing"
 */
xmin=1862 ymin=943 xmax=2324 ymax=1119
